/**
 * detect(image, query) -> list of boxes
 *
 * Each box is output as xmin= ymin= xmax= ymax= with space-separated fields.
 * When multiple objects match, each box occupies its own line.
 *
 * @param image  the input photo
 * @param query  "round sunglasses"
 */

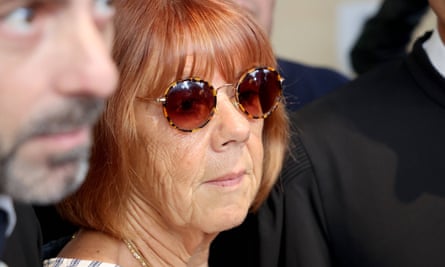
xmin=138 ymin=67 xmax=283 ymax=132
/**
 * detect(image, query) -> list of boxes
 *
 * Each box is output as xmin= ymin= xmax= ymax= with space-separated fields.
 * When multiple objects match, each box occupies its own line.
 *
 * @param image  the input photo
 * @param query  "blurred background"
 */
xmin=271 ymin=0 xmax=435 ymax=78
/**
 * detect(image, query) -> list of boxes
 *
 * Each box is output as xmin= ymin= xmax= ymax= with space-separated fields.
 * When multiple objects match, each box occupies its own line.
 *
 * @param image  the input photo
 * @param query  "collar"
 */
xmin=423 ymin=29 xmax=445 ymax=78
xmin=0 ymin=195 xmax=16 ymax=237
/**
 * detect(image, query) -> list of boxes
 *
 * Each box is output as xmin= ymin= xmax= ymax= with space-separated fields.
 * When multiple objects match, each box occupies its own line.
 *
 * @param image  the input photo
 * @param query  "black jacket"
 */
xmin=3 ymin=203 xmax=42 ymax=267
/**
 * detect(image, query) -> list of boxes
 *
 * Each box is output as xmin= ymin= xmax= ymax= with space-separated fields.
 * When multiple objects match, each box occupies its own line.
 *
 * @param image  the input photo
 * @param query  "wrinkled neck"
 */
xmin=124 ymin=195 xmax=218 ymax=267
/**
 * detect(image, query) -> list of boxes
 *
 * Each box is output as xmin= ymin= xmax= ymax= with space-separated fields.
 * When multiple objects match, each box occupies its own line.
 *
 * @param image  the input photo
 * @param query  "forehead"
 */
xmin=174 ymin=39 xmax=252 ymax=82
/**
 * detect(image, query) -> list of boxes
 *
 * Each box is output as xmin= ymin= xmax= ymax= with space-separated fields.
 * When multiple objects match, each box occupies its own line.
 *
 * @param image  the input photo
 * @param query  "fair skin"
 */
xmin=0 ymin=0 xmax=118 ymax=204
xmin=234 ymin=0 xmax=276 ymax=36
xmin=59 ymin=70 xmax=264 ymax=266
xmin=429 ymin=0 xmax=445 ymax=42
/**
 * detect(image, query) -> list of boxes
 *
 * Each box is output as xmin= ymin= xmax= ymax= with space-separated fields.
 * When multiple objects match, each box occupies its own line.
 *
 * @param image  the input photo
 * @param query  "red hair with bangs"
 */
xmin=58 ymin=0 xmax=289 ymax=239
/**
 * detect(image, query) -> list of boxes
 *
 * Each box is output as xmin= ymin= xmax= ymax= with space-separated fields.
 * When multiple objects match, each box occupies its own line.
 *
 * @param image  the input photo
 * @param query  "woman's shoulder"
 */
xmin=43 ymin=257 xmax=121 ymax=267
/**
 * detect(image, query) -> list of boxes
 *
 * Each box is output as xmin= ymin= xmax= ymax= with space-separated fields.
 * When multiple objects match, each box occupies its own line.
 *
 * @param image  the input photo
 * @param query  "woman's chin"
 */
xmin=206 ymin=207 xmax=250 ymax=233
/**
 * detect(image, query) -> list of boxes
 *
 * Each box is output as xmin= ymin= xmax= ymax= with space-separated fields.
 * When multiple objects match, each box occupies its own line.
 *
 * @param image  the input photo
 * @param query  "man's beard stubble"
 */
xmin=0 ymin=97 xmax=105 ymax=204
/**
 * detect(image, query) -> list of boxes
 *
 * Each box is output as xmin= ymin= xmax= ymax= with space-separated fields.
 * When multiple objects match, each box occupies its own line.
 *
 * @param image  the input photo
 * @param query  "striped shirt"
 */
xmin=43 ymin=258 xmax=121 ymax=267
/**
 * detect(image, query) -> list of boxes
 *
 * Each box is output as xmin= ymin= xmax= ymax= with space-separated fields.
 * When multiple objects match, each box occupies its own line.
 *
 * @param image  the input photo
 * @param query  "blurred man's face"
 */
xmin=233 ymin=0 xmax=276 ymax=36
xmin=0 ymin=0 xmax=118 ymax=204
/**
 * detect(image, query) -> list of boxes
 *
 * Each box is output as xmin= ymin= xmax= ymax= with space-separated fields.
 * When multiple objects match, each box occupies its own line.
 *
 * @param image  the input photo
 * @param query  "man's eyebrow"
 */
xmin=0 ymin=0 xmax=70 ymax=20
xmin=0 ymin=0 xmax=70 ymax=9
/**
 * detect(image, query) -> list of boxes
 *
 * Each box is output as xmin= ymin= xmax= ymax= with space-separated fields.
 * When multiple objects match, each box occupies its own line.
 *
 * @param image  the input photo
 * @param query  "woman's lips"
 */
xmin=205 ymin=171 xmax=246 ymax=187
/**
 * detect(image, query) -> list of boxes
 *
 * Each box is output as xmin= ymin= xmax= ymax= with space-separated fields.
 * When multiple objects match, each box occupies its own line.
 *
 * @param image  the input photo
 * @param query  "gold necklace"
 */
xmin=124 ymin=239 xmax=151 ymax=267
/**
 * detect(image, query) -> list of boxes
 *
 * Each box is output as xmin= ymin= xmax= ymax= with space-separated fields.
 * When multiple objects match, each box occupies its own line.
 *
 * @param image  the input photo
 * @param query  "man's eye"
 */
xmin=1 ymin=7 xmax=37 ymax=33
xmin=94 ymin=0 xmax=115 ymax=18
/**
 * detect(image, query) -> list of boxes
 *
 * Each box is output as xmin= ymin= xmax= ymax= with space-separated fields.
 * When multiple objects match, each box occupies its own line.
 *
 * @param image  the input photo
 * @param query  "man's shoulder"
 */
xmin=277 ymin=57 xmax=350 ymax=89
xmin=276 ymin=57 xmax=350 ymax=110
xmin=277 ymin=57 xmax=347 ymax=79
xmin=296 ymin=59 xmax=408 ymax=115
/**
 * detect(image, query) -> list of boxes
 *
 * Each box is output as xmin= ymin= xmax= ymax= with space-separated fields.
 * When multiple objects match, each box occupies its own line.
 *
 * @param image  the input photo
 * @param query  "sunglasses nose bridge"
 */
xmin=215 ymin=83 xmax=241 ymax=111
xmin=215 ymin=83 xmax=235 ymax=94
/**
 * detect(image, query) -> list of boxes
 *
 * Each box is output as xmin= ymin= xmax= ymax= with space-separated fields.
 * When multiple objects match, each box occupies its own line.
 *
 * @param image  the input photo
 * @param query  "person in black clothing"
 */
xmin=211 ymin=0 xmax=445 ymax=266
xmin=350 ymin=0 xmax=429 ymax=74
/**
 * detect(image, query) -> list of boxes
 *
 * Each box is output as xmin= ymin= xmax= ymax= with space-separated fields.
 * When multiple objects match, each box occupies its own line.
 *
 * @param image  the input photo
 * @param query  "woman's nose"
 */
xmin=212 ymin=93 xmax=251 ymax=150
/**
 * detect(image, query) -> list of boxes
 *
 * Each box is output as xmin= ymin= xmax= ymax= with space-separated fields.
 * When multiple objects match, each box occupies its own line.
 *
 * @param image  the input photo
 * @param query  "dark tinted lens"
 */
xmin=237 ymin=68 xmax=282 ymax=118
xmin=164 ymin=79 xmax=216 ymax=131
